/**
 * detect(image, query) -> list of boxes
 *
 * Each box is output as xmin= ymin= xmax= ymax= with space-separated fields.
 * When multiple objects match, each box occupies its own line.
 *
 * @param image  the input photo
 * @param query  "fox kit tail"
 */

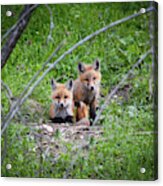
xmin=75 ymin=101 xmax=90 ymax=126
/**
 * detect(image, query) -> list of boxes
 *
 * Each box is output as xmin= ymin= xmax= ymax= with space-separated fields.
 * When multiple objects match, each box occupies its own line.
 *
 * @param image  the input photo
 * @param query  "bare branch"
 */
xmin=1 ymin=80 xmax=22 ymax=121
xmin=1 ymin=80 xmax=13 ymax=105
xmin=1 ymin=7 xmax=154 ymax=135
xmin=149 ymin=2 xmax=158 ymax=98
xmin=93 ymin=50 xmax=152 ymax=126
xmin=1 ymin=80 xmax=15 ymax=121
xmin=2 ymin=41 xmax=65 ymax=130
xmin=1 ymin=5 xmax=38 ymax=68
xmin=1 ymin=4 xmax=38 ymax=42
xmin=149 ymin=2 xmax=158 ymax=180
xmin=1 ymin=130 xmax=8 ymax=165
xmin=45 ymin=5 xmax=55 ymax=43
xmin=15 ymin=40 xmax=65 ymax=102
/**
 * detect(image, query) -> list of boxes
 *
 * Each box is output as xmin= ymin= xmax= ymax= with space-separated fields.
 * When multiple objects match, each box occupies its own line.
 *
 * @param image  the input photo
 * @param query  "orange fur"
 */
xmin=73 ymin=60 xmax=101 ymax=124
xmin=49 ymin=80 xmax=74 ymax=122
xmin=49 ymin=79 xmax=89 ymax=124
xmin=76 ymin=102 xmax=89 ymax=121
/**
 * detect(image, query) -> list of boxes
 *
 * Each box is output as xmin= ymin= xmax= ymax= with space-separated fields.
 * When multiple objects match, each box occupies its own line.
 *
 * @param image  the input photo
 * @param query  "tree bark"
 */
xmin=1 ymin=5 xmax=38 ymax=69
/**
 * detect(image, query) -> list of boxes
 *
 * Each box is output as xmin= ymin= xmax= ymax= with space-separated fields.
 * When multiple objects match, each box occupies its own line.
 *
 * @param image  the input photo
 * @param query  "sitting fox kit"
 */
xmin=49 ymin=79 xmax=74 ymax=123
xmin=73 ymin=60 xmax=101 ymax=124
xmin=49 ymin=79 xmax=89 ymax=124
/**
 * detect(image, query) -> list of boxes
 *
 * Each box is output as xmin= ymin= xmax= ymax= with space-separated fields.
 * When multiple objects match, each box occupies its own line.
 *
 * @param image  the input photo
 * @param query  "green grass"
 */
xmin=1 ymin=2 xmax=157 ymax=180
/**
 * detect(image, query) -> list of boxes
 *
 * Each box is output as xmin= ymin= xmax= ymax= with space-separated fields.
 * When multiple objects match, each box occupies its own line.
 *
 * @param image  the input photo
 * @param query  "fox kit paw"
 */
xmin=50 ymin=117 xmax=64 ymax=123
xmin=50 ymin=116 xmax=73 ymax=124
xmin=65 ymin=115 xmax=74 ymax=123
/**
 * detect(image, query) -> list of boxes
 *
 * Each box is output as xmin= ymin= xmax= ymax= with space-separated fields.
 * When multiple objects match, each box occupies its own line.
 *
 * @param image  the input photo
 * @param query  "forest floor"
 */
xmin=29 ymin=122 xmax=104 ymax=160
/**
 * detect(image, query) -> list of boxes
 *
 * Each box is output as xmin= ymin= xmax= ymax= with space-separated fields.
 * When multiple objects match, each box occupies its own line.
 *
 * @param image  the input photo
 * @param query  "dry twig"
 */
xmin=93 ymin=50 xmax=152 ymax=125
xmin=45 ymin=5 xmax=55 ymax=43
xmin=1 ymin=80 xmax=13 ymax=105
xmin=2 ymin=40 xmax=65 ymax=129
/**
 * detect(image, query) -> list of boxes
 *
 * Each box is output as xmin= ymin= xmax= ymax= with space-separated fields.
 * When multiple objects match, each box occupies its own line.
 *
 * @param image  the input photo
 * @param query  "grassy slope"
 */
xmin=1 ymin=2 xmax=157 ymax=180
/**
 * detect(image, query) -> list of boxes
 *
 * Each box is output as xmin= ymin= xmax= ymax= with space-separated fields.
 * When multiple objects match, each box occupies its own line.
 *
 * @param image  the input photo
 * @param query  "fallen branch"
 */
xmin=1 ymin=7 xmax=154 ymax=135
xmin=93 ymin=50 xmax=152 ymax=125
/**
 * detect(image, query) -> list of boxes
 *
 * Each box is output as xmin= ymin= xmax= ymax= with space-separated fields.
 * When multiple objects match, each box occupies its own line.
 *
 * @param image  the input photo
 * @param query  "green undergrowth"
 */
xmin=1 ymin=2 xmax=157 ymax=180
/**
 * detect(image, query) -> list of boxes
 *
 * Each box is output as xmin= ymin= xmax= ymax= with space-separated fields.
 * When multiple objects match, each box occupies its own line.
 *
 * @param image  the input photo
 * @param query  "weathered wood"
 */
xmin=1 ymin=5 xmax=38 ymax=68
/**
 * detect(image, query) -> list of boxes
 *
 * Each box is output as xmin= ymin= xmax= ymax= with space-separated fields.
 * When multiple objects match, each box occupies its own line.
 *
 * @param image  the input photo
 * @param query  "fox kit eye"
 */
xmin=85 ymin=78 xmax=89 ymax=82
xmin=64 ymin=95 xmax=68 ymax=99
xmin=93 ymin=77 xmax=96 ymax=80
xmin=55 ymin=96 xmax=60 ymax=99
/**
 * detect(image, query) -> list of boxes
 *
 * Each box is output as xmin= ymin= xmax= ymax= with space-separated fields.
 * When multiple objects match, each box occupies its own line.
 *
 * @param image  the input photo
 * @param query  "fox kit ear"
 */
xmin=93 ymin=60 xmax=100 ymax=71
xmin=78 ymin=62 xmax=85 ymax=73
xmin=51 ymin=78 xmax=57 ymax=90
xmin=66 ymin=79 xmax=73 ymax=91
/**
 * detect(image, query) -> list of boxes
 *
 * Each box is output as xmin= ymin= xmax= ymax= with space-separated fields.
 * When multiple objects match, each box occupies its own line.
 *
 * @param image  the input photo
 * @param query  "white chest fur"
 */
xmin=54 ymin=106 xmax=73 ymax=119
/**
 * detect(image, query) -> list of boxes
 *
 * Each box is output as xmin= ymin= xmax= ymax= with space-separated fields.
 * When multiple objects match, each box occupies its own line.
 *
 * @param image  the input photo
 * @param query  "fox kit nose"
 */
xmin=90 ymin=86 xmax=94 ymax=91
xmin=60 ymin=103 xmax=64 ymax=108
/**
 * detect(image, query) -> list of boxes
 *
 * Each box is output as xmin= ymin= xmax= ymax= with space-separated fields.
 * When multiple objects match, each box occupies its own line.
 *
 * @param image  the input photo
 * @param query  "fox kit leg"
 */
xmin=49 ymin=104 xmax=55 ymax=120
xmin=65 ymin=115 xmax=74 ymax=123
xmin=75 ymin=101 xmax=90 ymax=126
xmin=90 ymin=99 xmax=97 ymax=125
xmin=75 ymin=101 xmax=89 ymax=121
xmin=51 ymin=117 xmax=65 ymax=123
xmin=49 ymin=104 xmax=62 ymax=123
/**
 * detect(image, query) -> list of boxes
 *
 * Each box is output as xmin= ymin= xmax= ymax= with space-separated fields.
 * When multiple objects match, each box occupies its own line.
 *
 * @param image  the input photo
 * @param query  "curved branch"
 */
xmin=2 ymin=40 xmax=65 ymax=127
xmin=1 ymin=80 xmax=13 ymax=104
xmin=92 ymin=50 xmax=152 ymax=126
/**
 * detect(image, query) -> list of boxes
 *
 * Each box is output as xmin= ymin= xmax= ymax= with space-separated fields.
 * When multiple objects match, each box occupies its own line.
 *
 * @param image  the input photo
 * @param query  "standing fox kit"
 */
xmin=73 ymin=60 xmax=101 ymax=124
xmin=49 ymin=79 xmax=74 ymax=123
